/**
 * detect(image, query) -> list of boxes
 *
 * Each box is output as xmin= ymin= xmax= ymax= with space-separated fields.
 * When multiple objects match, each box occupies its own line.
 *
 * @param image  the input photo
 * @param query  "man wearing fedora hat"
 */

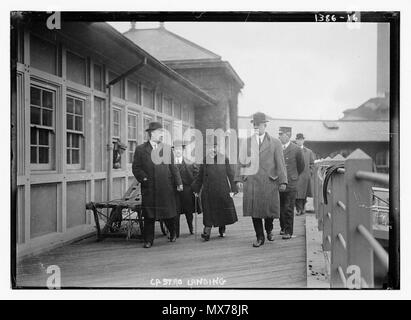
xmin=172 ymin=139 xmax=199 ymax=237
xmin=235 ymin=112 xmax=288 ymax=247
xmin=278 ymin=126 xmax=305 ymax=239
xmin=132 ymin=122 xmax=183 ymax=248
xmin=295 ymin=133 xmax=315 ymax=216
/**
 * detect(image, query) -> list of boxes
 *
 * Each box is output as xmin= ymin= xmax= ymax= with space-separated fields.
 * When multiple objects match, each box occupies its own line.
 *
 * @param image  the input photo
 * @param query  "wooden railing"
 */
xmin=312 ymin=149 xmax=389 ymax=288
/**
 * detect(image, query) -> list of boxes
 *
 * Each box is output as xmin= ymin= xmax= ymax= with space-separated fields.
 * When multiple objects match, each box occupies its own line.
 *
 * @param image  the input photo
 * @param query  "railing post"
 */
xmin=330 ymin=154 xmax=347 ymax=288
xmin=345 ymin=149 xmax=374 ymax=288
xmin=322 ymin=156 xmax=344 ymax=252
xmin=318 ymin=157 xmax=330 ymax=232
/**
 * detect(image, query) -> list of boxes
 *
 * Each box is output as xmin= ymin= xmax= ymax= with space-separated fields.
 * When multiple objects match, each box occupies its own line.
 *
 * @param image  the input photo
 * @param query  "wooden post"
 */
xmin=330 ymin=154 xmax=347 ymax=288
xmin=345 ymin=149 xmax=373 ymax=288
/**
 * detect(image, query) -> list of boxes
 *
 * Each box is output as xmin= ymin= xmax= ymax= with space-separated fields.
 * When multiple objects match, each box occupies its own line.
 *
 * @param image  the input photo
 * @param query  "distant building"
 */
xmin=238 ymin=116 xmax=389 ymax=173
xmin=123 ymin=22 xmax=244 ymax=136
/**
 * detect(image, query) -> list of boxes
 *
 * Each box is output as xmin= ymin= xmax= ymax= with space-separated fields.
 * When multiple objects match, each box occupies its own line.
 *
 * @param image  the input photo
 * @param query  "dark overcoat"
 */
xmin=175 ymin=161 xmax=199 ymax=214
xmin=132 ymin=141 xmax=182 ymax=220
xmin=296 ymin=146 xmax=315 ymax=198
xmin=283 ymin=142 xmax=305 ymax=191
xmin=191 ymin=154 xmax=238 ymax=227
xmin=235 ymin=134 xmax=288 ymax=219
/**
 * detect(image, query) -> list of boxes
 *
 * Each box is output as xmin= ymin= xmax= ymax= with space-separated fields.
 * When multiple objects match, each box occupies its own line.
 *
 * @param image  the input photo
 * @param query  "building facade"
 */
xmin=11 ymin=17 xmax=241 ymax=257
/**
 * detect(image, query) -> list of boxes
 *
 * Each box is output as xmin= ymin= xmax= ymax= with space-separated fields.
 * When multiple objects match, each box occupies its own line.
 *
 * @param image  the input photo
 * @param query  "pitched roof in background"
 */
xmin=123 ymin=26 xmax=221 ymax=62
xmin=340 ymin=96 xmax=389 ymax=120
xmin=238 ymin=117 xmax=389 ymax=142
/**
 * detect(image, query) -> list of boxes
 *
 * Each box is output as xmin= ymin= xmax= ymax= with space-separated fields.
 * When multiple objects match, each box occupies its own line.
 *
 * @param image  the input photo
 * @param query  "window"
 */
xmin=66 ymin=96 xmax=84 ymax=167
xmin=66 ymin=51 xmax=87 ymax=85
xmin=127 ymin=113 xmax=139 ymax=163
xmin=155 ymin=93 xmax=163 ymax=113
xmin=163 ymin=120 xmax=172 ymax=145
xmin=143 ymin=87 xmax=154 ymax=109
xmin=113 ymin=109 xmax=121 ymax=139
xmin=189 ymin=107 xmax=195 ymax=126
xmin=174 ymin=102 xmax=181 ymax=120
xmin=30 ymin=34 xmax=57 ymax=75
xmin=182 ymin=104 xmax=190 ymax=122
xmin=127 ymin=80 xmax=140 ymax=104
xmin=143 ymin=114 xmax=153 ymax=141
xmin=375 ymin=150 xmax=389 ymax=173
xmin=94 ymin=64 xmax=104 ymax=91
xmin=108 ymin=72 xmax=124 ymax=99
xmin=30 ymin=86 xmax=55 ymax=169
xmin=164 ymin=97 xmax=173 ymax=116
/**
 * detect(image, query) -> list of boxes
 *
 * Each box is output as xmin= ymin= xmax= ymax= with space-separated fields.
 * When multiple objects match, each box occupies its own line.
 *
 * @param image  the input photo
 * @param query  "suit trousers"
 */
xmin=280 ymin=190 xmax=297 ymax=235
xmin=175 ymin=213 xmax=194 ymax=237
xmin=295 ymin=198 xmax=307 ymax=213
xmin=143 ymin=217 xmax=176 ymax=244
xmin=252 ymin=217 xmax=274 ymax=241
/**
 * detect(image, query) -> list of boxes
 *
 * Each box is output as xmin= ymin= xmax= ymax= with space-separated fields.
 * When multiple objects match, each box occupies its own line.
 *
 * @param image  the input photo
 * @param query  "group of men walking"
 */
xmin=132 ymin=112 xmax=314 ymax=249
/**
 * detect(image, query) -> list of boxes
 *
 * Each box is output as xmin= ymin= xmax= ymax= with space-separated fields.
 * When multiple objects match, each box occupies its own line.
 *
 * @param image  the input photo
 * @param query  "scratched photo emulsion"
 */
xmin=10 ymin=11 xmax=399 ymax=289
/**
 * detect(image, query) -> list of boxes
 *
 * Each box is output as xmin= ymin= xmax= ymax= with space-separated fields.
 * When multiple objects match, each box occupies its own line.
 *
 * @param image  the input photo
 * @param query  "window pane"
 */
xmin=38 ymin=129 xmax=49 ymax=146
xmin=113 ymin=124 xmax=119 ymax=137
xmin=67 ymin=114 xmax=74 ymax=130
xmin=127 ymin=80 xmax=139 ymax=104
xmin=75 ymin=116 xmax=83 ymax=132
xmin=66 ymin=51 xmax=87 ymax=85
xmin=30 ymin=34 xmax=57 ymax=75
xmin=42 ymin=109 xmax=53 ymax=127
xmin=75 ymin=100 xmax=83 ymax=115
xmin=113 ymin=110 xmax=120 ymax=123
xmin=30 ymin=87 xmax=41 ymax=106
xmin=31 ymin=127 xmax=37 ymax=145
xmin=143 ymin=87 xmax=154 ymax=109
xmin=38 ymin=147 xmax=49 ymax=163
xmin=156 ymin=93 xmax=162 ymax=112
xmin=67 ymin=149 xmax=71 ymax=164
xmin=94 ymin=64 xmax=102 ymax=91
xmin=72 ymin=150 xmax=80 ymax=164
xmin=174 ymin=103 xmax=181 ymax=119
xmin=66 ymin=133 xmax=71 ymax=147
xmin=42 ymin=90 xmax=53 ymax=109
xmin=67 ymin=98 xmax=74 ymax=113
xmin=164 ymin=98 xmax=172 ymax=115
xmin=30 ymin=107 xmax=41 ymax=125
xmin=30 ymin=146 xmax=37 ymax=163
xmin=72 ymin=134 xmax=80 ymax=148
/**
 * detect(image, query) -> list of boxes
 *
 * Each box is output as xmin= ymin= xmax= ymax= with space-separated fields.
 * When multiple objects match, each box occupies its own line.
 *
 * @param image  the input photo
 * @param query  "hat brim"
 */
xmin=251 ymin=120 xmax=269 ymax=124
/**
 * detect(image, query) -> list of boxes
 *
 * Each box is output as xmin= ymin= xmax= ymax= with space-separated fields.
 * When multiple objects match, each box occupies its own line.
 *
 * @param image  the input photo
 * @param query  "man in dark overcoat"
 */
xmin=191 ymin=140 xmax=238 ymax=241
xmin=235 ymin=112 xmax=288 ymax=247
xmin=172 ymin=139 xmax=199 ymax=237
xmin=278 ymin=127 xmax=305 ymax=239
xmin=132 ymin=122 xmax=183 ymax=248
xmin=295 ymin=133 xmax=315 ymax=215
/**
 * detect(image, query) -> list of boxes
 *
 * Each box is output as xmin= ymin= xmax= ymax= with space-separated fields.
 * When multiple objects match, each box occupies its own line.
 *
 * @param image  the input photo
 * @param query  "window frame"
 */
xmin=127 ymin=112 xmax=139 ymax=164
xmin=66 ymin=95 xmax=85 ymax=170
xmin=29 ymin=84 xmax=56 ymax=171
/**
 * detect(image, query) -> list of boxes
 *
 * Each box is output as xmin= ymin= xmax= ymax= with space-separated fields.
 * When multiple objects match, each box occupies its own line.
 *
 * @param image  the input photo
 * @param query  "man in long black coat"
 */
xmin=278 ymin=127 xmax=305 ymax=239
xmin=173 ymin=140 xmax=199 ymax=237
xmin=132 ymin=122 xmax=183 ymax=248
xmin=191 ymin=141 xmax=238 ymax=241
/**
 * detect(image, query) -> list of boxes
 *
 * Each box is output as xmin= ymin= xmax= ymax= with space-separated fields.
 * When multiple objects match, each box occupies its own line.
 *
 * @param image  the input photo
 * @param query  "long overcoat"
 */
xmin=296 ymin=146 xmax=315 ymax=199
xmin=191 ymin=154 xmax=238 ymax=227
xmin=235 ymin=134 xmax=288 ymax=219
xmin=175 ymin=161 xmax=199 ymax=214
xmin=132 ymin=141 xmax=182 ymax=220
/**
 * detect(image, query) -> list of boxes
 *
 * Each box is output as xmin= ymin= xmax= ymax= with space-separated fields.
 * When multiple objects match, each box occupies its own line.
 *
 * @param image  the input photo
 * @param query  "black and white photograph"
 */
xmin=6 ymin=5 xmax=404 ymax=297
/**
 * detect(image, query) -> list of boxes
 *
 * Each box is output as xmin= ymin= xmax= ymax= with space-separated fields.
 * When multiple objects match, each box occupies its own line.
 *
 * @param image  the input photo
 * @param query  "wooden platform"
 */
xmin=16 ymin=195 xmax=307 ymax=288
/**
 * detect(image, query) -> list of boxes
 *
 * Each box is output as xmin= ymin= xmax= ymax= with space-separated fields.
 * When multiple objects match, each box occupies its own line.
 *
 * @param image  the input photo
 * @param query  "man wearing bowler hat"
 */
xmin=278 ymin=126 xmax=305 ymax=239
xmin=132 ymin=122 xmax=183 ymax=248
xmin=235 ymin=112 xmax=288 ymax=247
xmin=295 ymin=133 xmax=315 ymax=215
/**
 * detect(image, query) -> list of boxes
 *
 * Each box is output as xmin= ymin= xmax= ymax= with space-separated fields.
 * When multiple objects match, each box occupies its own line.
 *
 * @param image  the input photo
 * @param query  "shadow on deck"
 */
xmin=16 ymin=195 xmax=308 ymax=289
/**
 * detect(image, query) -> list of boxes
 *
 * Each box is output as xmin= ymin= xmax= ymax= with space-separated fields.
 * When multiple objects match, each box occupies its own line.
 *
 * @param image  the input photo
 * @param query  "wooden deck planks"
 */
xmin=16 ymin=195 xmax=307 ymax=288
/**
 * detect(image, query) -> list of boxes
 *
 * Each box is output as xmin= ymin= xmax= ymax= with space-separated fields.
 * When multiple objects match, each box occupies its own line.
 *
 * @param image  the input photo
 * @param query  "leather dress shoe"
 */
xmin=201 ymin=233 xmax=210 ymax=241
xmin=252 ymin=239 xmax=265 ymax=247
xmin=143 ymin=242 xmax=152 ymax=248
xmin=282 ymin=234 xmax=292 ymax=240
xmin=267 ymin=232 xmax=275 ymax=241
xmin=169 ymin=234 xmax=177 ymax=242
xmin=280 ymin=230 xmax=285 ymax=235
